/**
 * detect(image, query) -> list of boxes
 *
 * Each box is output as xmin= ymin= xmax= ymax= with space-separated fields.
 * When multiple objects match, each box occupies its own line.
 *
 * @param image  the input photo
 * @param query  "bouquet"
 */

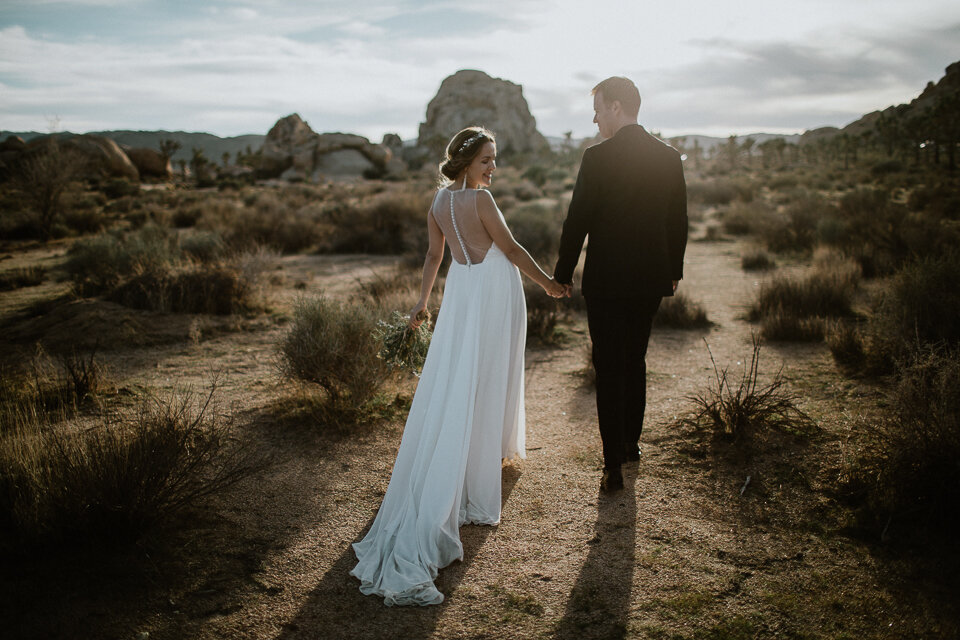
xmin=374 ymin=310 xmax=432 ymax=376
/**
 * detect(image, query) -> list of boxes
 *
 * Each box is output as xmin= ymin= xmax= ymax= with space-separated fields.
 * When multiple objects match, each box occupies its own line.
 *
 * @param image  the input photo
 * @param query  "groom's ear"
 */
xmin=610 ymin=99 xmax=623 ymax=116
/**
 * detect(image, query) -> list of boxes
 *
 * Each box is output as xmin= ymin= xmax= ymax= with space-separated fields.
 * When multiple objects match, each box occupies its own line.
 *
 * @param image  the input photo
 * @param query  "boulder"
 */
xmin=0 ymin=135 xmax=26 ymax=152
xmin=8 ymin=134 xmax=137 ymax=183
xmin=124 ymin=146 xmax=172 ymax=179
xmin=418 ymin=70 xmax=550 ymax=157
xmin=59 ymin=135 xmax=139 ymax=181
xmin=258 ymin=113 xmax=393 ymax=180
xmin=315 ymin=149 xmax=377 ymax=177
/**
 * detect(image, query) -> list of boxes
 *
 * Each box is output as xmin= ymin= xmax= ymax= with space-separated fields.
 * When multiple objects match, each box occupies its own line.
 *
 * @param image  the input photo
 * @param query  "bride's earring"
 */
xmin=461 ymin=175 xmax=467 ymax=190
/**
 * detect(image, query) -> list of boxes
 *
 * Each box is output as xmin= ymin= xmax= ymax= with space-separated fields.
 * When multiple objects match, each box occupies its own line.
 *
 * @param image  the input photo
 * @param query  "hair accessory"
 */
xmin=457 ymin=132 xmax=483 ymax=154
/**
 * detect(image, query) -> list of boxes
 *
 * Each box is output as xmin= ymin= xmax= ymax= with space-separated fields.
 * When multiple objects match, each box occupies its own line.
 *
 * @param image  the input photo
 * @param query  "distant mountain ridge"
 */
xmin=0 ymin=129 xmax=264 ymax=165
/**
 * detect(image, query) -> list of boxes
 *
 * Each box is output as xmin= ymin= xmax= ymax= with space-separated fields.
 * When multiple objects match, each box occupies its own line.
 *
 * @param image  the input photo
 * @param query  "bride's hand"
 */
xmin=544 ymin=278 xmax=566 ymax=298
xmin=408 ymin=301 xmax=429 ymax=329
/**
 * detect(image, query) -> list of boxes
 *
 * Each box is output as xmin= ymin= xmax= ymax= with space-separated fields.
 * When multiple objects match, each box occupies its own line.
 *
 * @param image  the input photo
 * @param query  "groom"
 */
xmin=554 ymin=76 xmax=688 ymax=493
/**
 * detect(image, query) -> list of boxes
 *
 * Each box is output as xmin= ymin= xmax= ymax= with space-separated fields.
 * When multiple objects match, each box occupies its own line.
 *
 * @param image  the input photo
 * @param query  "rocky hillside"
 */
xmin=802 ymin=59 xmax=960 ymax=143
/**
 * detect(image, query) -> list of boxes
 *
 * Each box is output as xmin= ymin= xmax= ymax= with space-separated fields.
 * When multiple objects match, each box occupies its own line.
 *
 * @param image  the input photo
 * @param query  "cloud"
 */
xmin=1 ymin=2 xmax=958 ymax=138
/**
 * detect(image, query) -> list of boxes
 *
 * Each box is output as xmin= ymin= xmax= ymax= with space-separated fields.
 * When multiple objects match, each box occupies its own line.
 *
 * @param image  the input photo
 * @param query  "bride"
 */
xmin=350 ymin=127 xmax=564 ymax=606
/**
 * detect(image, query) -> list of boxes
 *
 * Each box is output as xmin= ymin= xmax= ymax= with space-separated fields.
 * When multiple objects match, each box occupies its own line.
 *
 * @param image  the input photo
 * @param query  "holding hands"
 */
xmin=543 ymin=278 xmax=570 ymax=298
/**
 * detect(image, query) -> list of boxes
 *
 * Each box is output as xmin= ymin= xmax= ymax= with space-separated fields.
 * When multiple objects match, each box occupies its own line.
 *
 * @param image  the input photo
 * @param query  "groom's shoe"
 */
xmin=600 ymin=466 xmax=624 ymax=493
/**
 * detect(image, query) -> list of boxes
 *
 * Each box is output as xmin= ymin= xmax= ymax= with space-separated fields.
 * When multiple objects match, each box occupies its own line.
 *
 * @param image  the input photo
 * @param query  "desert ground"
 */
xmin=3 ymin=180 xmax=957 ymax=640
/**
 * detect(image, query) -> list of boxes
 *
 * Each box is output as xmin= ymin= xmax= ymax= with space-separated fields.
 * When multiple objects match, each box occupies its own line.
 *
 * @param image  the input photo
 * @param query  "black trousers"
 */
xmin=585 ymin=295 xmax=662 ymax=470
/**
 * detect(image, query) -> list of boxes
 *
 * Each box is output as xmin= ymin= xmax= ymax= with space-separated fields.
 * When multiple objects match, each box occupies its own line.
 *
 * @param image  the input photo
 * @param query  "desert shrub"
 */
xmin=654 ymin=293 xmax=710 ymax=329
xmin=62 ymin=205 xmax=107 ymax=234
xmin=0 ymin=347 xmax=100 ymax=433
xmin=171 ymin=202 xmax=203 ymax=228
xmin=844 ymin=346 xmax=960 ymax=537
xmin=525 ymin=282 xmax=563 ymax=345
xmin=9 ymin=140 xmax=88 ymax=241
xmin=0 ymin=385 xmax=256 ymax=549
xmin=0 ymin=266 xmax=46 ymax=291
xmin=510 ymin=179 xmax=543 ymax=201
xmin=907 ymin=181 xmax=960 ymax=220
xmin=277 ymin=296 xmax=389 ymax=415
xmin=699 ymin=224 xmax=724 ymax=242
xmin=826 ymin=320 xmax=866 ymax=370
xmin=752 ymin=190 xmax=829 ymax=253
xmin=100 ymin=177 xmax=139 ymax=199
xmin=65 ymin=225 xmax=266 ymax=314
xmin=881 ymin=250 xmax=960 ymax=346
xmin=870 ymin=159 xmax=904 ymax=176
xmin=356 ymin=267 xmax=425 ymax=314
xmin=687 ymin=177 xmax=755 ymax=206
xmin=750 ymin=251 xmax=860 ymax=342
xmin=65 ymin=224 xmax=179 ymax=294
xmin=741 ymin=249 xmax=776 ymax=271
xmin=198 ymin=191 xmax=322 ymax=254
xmin=111 ymin=255 xmax=266 ymax=315
xmin=752 ymin=254 xmax=859 ymax=321
xmin=760 ymin=309 xmax=825 ymax=342
xmin=681 ymin=336 xmax=814 ymax=445
xmin=721 ymin=201 xmax=770 ymax=235
xmin=767 ymin=173 xmax=799 ymax=190
xmin=506 ymin=200 xmax=564 ymax=262
xmin=180 ymin=230 xmax=226 ymax=263
xmin=522 ymin=164 xmax=550 ymax=187
xmin=104 ymin=194 xmax=136 ymax=215
xmin=326 ymin=190 xmax=428 ymax=255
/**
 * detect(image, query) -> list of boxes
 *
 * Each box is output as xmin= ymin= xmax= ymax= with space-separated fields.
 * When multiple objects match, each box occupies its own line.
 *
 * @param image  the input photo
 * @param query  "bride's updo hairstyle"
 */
xmin=438 ymin=126 xmax=495 ymax=185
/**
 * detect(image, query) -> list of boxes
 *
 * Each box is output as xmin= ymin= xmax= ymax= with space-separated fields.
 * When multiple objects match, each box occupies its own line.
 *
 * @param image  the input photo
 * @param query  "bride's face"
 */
xmin=464 ymin=141 xmax=497 ymax=188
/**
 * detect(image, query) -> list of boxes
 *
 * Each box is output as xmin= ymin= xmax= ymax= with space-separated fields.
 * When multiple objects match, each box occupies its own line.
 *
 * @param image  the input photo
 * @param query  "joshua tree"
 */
xmin=158 ymin=138 xmax=181 ymax=164
xmin=190 ymin=147 xmax=211 ymax=185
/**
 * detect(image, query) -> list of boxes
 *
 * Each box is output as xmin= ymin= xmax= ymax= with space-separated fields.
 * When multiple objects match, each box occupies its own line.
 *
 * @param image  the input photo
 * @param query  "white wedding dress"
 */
xmin=350 ymin=186 xmax=527 ymax=606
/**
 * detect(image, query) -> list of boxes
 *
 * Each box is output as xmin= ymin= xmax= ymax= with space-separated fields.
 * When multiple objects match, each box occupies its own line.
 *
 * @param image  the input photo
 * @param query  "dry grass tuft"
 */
xmin=0 ymin=267 xmax=46 ymax=291
xmin=681 ymin=336 xmax=814 ymax=445
xmin=0 ymin=383 xmax=258 ymax=550
xmin=654 ymin=293 xmax=711 ymax=329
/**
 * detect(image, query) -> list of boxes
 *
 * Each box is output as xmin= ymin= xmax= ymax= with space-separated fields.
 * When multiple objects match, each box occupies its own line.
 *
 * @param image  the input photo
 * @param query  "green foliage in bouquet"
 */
xmin=374 ymin=310 xmax=432 ymax=376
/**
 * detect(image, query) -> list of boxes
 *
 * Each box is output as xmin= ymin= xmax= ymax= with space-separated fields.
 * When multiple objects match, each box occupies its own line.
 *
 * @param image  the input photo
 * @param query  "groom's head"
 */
xmin=591 ymin=76 xmax=641 ymax=138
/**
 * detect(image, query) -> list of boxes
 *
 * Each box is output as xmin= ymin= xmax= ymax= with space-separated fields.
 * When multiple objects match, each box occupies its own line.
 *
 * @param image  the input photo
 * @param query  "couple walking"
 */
xmin=350 ymin=76 xmax=689 ymax=606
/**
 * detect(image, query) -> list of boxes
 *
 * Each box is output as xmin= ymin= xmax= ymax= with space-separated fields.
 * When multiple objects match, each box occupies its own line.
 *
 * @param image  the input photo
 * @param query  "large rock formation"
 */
xmin=61 ymin=135 xmax=139 ymax=181
xmin=1 ymin=134 xmax=140 ymax=182
xmin=123 ymin=146 xmax=172 ymax=179
xmin=418 ymin=70 xmax=549 ymax=157
xmin=259 ymin=114 xmax=395 ymax=180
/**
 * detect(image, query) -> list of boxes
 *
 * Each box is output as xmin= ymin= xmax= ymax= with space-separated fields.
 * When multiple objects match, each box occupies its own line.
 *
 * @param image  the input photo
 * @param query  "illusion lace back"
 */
xmin=431 ymin=187 xmax=494 ymax=265
xmin=350 ymin=186 xmax=527 ymax=606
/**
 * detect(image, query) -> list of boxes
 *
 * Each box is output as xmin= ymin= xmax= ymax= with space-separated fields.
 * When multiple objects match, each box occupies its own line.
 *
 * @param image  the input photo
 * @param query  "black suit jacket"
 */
xmin=554 ymin=124 xmax=687 ymax=299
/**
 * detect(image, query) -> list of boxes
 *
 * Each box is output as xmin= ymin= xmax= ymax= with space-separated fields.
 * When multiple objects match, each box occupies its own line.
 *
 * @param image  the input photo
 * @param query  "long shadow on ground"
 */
xmin=553 ymin=471 xmax=637 ymax=640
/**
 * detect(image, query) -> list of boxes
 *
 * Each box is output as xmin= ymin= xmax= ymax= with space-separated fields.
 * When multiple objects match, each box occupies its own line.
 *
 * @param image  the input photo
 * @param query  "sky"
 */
xmin=1 ymin=0 xmax=958 ymax=141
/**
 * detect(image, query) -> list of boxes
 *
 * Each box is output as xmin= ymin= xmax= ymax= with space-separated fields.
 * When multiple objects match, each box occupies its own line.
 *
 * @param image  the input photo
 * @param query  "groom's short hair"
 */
xmin=592 ymin=77 xmax=641 ymax=118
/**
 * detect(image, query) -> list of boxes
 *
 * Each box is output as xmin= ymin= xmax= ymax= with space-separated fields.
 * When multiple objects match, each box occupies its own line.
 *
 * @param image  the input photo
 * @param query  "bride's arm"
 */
xmin=476 ymin=190 xmax=564 ymax=297
xmin=409 ymin=210 xmax=445 ymax=328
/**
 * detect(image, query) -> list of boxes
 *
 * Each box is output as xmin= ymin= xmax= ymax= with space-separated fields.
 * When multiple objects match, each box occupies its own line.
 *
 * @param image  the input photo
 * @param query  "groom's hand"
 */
xmin=672 ymin=280 xmax=679 ymax=293
xmin=562 ymin=284 xmax=573 ymax=298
